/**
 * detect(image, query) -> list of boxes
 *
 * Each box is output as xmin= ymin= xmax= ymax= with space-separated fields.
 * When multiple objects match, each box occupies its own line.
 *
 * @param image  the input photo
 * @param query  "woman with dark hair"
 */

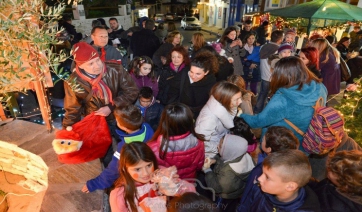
xmin=167 ymin=21 xmax=177 ymax=33
xmin=300 ymin=47 xmax=322 ymax=78
xmin=220 ymin=26 xmax=246 ymax=76
xmin=166 ymin=51 xmax=218 ymax=118
xmin=336 ymin=36 xmax=351 ymax=60
xmin=309 ymin=38 xmax=341 ymax=96
xmin=153 ymin=31 xmax=183 ymax=68
xmin=197 ymin=45 xmax=234 ymax=81
xmin=240 ymin=56 xmax=327 ymax=152
xmin=196 ymin=81 xmax=242 ymax=158
xmin=156 ymin=46 xmax=190 ymax=105
xmin=242 ymin=32 xmax=261 ymax=95
xmin=147 ymin=103 xmax=205 ymax=179
xmin=154 ymin=22 xmax=167 ymax=43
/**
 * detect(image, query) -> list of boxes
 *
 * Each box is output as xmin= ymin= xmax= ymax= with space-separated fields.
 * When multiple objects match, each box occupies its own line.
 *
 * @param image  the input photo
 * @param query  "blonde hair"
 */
xmin=310 ymin=38 xmax=340 ymax=64
xmin=166 ymin=31 xmax=183 ymax=45
xmin=192 ymin=32 xmax=206 ymax=52
xmin=227 ymin=74 xmax=252 ymax=96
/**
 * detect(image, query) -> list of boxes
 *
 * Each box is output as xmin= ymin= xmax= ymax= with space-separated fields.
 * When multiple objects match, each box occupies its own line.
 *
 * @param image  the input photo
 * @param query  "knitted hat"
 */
xmin=72 ymin=42 xmax=99 ymax=66
xmin=278 ymin=43 xmax=294 ymax=53
xmin=257 ymin=37 xmax=266 ymax=46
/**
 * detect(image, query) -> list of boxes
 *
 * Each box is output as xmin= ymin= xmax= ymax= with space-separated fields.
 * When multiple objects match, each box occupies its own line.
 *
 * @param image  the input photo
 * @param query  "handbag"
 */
xmin=340 ymin=56 xmax=351 ymax=82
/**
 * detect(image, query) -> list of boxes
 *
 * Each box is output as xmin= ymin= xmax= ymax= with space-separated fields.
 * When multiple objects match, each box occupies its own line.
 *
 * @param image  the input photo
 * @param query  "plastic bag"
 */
xmin=151 ymin=166 xmax=191 ymax=196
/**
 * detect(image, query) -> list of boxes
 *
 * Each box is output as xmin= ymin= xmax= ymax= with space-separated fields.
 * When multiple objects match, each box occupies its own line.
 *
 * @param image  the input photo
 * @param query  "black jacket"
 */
xmin=312 ymin=179 xmax=362 ymax=212
xmin=130 ymin=29 xmax=160 ymax=58
xmin=167 ymin=70 xmax=216 ymax=118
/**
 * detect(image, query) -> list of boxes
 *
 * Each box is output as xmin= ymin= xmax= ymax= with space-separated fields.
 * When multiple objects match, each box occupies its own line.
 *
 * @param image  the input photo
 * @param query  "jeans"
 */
xmin=254 ymin=80 xmax=270 ymax=114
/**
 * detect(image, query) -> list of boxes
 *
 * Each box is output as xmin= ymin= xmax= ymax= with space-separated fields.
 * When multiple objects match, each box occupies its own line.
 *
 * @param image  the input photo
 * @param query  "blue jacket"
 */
xmin=135 ymin=97 xmax=164 ymax=132
xmin=86 ymin=123 xmax=154 ymax=192
xmin=237 ymin=184 xmax=321 ymax=212
xmin=240 ymin=81 xmax=327 ymax=152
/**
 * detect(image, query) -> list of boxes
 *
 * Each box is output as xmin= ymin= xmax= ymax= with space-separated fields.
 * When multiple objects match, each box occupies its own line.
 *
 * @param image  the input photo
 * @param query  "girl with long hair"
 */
xmin=240 ymin=56 xmax=327 ymax=152
xmin=129 ymin=56 xmax=159 ymax=97
xmin=309 ymin=38 xmax=341 ymax=95
xmin=147 ymin=103 xmax=205 ymax=179
xmin=110 ymin=142 xmax=195 ymax=212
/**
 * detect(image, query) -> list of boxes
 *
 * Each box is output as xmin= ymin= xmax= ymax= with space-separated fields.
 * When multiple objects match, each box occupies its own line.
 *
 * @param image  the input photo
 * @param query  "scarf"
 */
xmin=244 ymin=44 xmax=254 ymax=54
xmin=75 ymin=64 xmax=113 ymax=104
xmin=170 ymin=62 xmax=185 ymax=73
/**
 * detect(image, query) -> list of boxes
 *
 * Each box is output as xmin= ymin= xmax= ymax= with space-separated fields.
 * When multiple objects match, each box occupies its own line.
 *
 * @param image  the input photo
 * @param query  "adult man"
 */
xmin=349 ymin=25 xmax=361 ymax=51
xmin=90 ymin=26 xmax=127 ymax=66
xmin=130 ymin=19 xmax=160 ymax=58
xmin=239 ymin=19 xmax=256 ymax=41
xmin=107 ymin=17 xmax=125 ymax=47
xmin=63 ymin=42 xmax=138 ymax=129
xmin=254 ymin=30 xmax=284 ymax=114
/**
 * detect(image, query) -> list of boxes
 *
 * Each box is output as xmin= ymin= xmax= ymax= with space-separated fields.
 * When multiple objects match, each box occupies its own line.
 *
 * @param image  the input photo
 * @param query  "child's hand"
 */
xmin=81 ymin=184 xmax=89 ymax=193
xmin=203 ymin=157 xmax=215 ymax=170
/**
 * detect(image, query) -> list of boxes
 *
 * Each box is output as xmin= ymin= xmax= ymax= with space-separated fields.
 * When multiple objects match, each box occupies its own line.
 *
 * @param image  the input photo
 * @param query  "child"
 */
xmin=110 ymin=142 xmax=196 ymax=212
xmin=129 ymin=56 xmax=159 ymax=97
xmin=230 ymin=116 xmax=258 ymax=153
xmin=147 ymin=103 xmax=205 ymax=179
xmin=312 ymin=150 xmax=362 ymax=212
xmin=238 ymin=149 xmax=321 ymax=212
xmin=82 ymin=104 xmax=154 ymax=193
xmin=203 ymin=134 xmax=255 ymax=212
xmin=227 ymin=74 xmax=254 ymax=115
xmin=135 ymin=86 xmax=164 ymax=131
xmin=239 ymin=126 xmax=299 ymax=207
xmin=269 ymin=43 xmax=294 ymax=71
xmin=283 ymin=29 xmax=296 ymax=50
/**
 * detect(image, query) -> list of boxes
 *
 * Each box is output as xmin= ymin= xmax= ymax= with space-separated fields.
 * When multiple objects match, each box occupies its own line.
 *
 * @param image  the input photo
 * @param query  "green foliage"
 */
xmin=334 ymin=78 xmax=362 ymax=146
xmin=0 ymin=0 xmax=82 ymax=105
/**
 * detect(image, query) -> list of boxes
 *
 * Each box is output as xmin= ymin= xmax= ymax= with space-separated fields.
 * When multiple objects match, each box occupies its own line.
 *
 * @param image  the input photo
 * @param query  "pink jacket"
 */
xmin=147 ymin=132 xmax=205 ymax=180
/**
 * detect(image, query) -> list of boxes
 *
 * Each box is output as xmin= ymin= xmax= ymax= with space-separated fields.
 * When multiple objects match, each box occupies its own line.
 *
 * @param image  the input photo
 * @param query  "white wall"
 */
xmin=71 ymin=15 xmax=132 ymax=36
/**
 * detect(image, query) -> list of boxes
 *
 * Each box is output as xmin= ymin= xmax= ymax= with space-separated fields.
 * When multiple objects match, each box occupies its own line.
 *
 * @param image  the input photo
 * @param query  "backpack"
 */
xmin=285 ymin=97 xmax=344 ymax=154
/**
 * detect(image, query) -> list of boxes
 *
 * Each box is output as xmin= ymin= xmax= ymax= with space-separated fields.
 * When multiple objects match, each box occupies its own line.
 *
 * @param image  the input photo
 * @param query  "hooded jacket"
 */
xmin=196 ymin=95 xmax=236 ymax=158
xmin=204 ymin=134 xmax=255 ymax=199
xmin=86 ymin=123 xmax=154 ymax=192
xmin=63 ymin=63 xmax=139 ymax=128
xmin=147 ymin=132 xmax=205 ymax=180
xmin=130 ymin=72 xmax=159 ymax=97
xmin=135 ymin=97 xmax=164 ymax=131
xmin=240 ymin=80 xmax=327 ymax=152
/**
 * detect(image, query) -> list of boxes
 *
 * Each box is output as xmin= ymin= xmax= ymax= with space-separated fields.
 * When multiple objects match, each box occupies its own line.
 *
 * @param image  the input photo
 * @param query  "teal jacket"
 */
xmin=240 ymin=80 xmax=327 ymax=152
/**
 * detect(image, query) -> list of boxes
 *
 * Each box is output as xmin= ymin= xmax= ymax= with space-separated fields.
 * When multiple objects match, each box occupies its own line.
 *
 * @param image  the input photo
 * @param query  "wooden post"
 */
xmin=33 ymin=81 xmax=52 ymax=132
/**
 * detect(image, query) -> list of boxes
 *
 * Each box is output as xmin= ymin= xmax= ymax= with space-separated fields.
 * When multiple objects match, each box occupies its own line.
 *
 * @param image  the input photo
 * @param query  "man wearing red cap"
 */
xmin=63 ymin=42 xmax=138 ymax=129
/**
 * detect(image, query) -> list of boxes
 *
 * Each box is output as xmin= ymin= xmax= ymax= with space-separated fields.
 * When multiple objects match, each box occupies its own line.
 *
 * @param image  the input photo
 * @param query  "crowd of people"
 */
xmin=59 ymin=15 xmax=362 ymax=212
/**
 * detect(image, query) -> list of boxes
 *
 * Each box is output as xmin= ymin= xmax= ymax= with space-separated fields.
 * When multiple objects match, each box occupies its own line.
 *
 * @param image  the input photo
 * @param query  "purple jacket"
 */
xmin=130 ymin=73 xmax=159 ymax=97
xmin=319 ymin=51 xmax=341 ymax=95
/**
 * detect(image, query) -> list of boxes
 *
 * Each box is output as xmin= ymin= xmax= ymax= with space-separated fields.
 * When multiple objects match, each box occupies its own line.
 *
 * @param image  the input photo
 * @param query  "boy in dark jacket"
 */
xmin=135 ymin=86 xmax=164 ymax=131
xmin=238 ymin=149 xmax=321 ymax=212
xmin=82 ymin=104 xmax=154 ymax=193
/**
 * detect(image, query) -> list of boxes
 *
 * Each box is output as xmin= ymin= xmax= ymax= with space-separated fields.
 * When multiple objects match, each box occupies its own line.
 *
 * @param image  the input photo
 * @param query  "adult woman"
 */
xmin=300 ymin=47 xmax=322 ymax=79
xmin=195 ymin=81 xmax=242 ymax=158
xmin=189 ymin=32 xmax=207 ymax=58
xmin=147 ymin=103 xmax=205 ymax=179
xmin=152 ymin=31 xmax=182 ymax=68
xmin=336 ymin=37 xmax=351 ymax=60
xmin=309 ymin=38 xmax=341 ymax=95
xmin=166 ymin=51 xmax=218 ymax=118
xmin=156 ymin=46 xmax=190 ymax=105
xmin=240 ymin=56 xmax=327 ymax=152
xmin=220 ymin=26 xmax=246 ymax=76
xmin=242 ymin=33 xmax=261 ymax=95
